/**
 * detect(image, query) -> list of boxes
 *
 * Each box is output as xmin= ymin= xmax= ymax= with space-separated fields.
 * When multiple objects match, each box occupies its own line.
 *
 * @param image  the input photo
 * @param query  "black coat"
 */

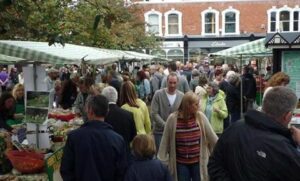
xmin=105 ymin=104 xmax=137 ymax=161
xmin=208 ymin=110 xmax=300 ymax=181
xmin=0 ymin=109 xmax=14 ymax=132
xmin=241 ymin=73 xmax=256 ymax=99
xmin=60 ymin=121 xmax=127 ymax=181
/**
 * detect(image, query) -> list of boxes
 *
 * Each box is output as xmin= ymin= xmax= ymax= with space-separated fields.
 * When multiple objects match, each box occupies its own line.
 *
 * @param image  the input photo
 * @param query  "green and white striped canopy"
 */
xmin=0 ymin=54 xmax=25 ymax=64
xmin=0 ymin=40 xmax=121 ymax=65
xmin=211 ymin=38 xmax=272 ymax=57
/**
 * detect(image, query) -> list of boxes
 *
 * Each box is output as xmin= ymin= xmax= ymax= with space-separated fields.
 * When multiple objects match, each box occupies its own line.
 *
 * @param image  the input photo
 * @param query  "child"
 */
xmin=124 ymin=134 xmax=172 ymax=181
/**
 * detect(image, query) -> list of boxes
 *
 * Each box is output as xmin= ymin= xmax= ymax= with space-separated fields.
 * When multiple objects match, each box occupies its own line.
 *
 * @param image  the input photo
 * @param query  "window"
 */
xmin=280 ymin=11 xmax=290 ymax=31
xmin=205 ymin=13 xmax=216 ymax=33
xmin=270 ymin=11 xmax=277 ymax=32
xmin=225 ymin=12 xmax=235 ymax=33
xmin=165 ymin=9 xmax=182 ymax=36
xmin=168 ymin=14 xmax=179 ymax=34
xmin=222 ymin=7 xmax=240 ymax=35
xmin=267 ymin=6 xmax=297 ymax=33
xmin=294 ymin=11 xmax=299 ymax=31
xmin=148 ymin=14 xmax=159 ymax=34
xmin=201 ymin=8 xmax=219 ymax=35
xmin=151 ymin=50 xmax=166 ymax=58
xmin=167 ymin=49 xmax=183 ymax=61
xmin=144 ymin=10 xmax=162 ymax=36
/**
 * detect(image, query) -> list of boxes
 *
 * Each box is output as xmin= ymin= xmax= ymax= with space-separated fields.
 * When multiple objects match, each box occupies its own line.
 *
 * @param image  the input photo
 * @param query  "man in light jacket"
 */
xmin=151 ymin=72 xmax=184 ymax=150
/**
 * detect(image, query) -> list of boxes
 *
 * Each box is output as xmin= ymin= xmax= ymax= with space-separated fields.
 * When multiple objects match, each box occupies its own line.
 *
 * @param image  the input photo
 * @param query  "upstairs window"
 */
xmin=270 ymin=12 xmax=277 ymax=32
xmin=144 ymin=10 xmax=162 ymax=36
xmin=294 ymin=11 xmax=299 ymax=31
xmin=168 ymin=14 xmax=179 ymax=34
xmin=224 ymin=12 xmax=236 ymax=33
xmin=201 ymin=8 xmax=219 ymax=36
xmin=205 ymin=13 xmax=216 ymax=34
xmin=222 ymin=8 xmax=240 ymax=35
xmin=148 ymin=14 xmax=159 ymax=34
xmin=280 ymin=11 xmax=290 ymax=31
xmin=165 ymin=9 xmax=182 ymax=36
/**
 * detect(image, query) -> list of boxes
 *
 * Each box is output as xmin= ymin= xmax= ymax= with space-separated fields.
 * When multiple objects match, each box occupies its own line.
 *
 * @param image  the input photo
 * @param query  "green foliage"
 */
xmin=0 ymin=0 xmax=158 ymax=50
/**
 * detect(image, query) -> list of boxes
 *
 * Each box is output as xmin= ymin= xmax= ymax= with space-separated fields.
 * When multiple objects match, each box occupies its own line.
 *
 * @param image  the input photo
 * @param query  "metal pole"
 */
xmin=240 ymin=54 xmax=243 ymax=118
xmin=33 ymin=63 xmax=39 ymax=148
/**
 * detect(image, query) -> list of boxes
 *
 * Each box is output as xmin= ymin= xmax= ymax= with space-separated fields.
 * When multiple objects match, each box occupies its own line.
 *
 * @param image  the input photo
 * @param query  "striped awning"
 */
xmin=0 ymin=40 xmax=121 ymax=65
xmin=0 ymin=54 xmax=25 ymax=64
xmin=211 ymin=38 xmax=272 ymax=57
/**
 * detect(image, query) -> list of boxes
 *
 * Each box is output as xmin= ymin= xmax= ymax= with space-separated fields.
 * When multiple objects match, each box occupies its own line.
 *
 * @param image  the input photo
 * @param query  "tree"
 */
xmin=0 ymin=0 xmax=158 ymax=50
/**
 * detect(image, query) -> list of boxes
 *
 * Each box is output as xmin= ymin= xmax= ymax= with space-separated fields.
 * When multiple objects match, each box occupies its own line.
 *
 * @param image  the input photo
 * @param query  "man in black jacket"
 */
xmin=241 ymin=65 xmax=257 ymax=112
xmin=102 ymin=86 xmax=137 ymax=163
xmin=208 ymin=86 xmax=300 ymax=181
xmin=60 ymin=95 xmax=127 ymax=181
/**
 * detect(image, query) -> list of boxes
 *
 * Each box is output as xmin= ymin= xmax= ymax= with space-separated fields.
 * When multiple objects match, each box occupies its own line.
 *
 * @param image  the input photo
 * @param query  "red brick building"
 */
xmin=128 ymin=0 xmax=300 ymax=62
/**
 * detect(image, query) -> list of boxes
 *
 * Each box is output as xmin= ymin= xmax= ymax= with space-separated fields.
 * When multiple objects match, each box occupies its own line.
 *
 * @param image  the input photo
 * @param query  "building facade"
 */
xmin=129 ymin=0 xmax=300 ymax=62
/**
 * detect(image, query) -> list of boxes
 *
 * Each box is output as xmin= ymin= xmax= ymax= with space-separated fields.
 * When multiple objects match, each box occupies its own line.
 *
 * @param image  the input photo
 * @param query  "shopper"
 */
xmin=124 ymin=134 xmax=172 ymax=181
xmin=120 ymin=81 xmax=151 ymax=135
xmin=158 ymin=92 xmax=218 ymax=181
xmin=208 ymin=86 xmax=300 ymax=181
xmin=60 ymin=95 xmax=127 ymax=181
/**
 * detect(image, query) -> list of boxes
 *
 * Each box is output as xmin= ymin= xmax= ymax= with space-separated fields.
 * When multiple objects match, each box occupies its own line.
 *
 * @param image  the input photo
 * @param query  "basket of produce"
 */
xmin=48 ymin=109 xmax=75 ymax=122
xmin=6 ymin=150 xmax=45 ymax=174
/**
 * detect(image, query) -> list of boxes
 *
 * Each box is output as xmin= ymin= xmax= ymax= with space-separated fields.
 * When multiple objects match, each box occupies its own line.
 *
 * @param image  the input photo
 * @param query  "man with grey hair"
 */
xmin=102 ymin=86 xmax=136 ymax=162
xmin=149 ymin=64 xmax=163 ymax=96
xmin=208 ymin=86 xmax=300 ymax=181
xmin=151 ymin=72 xmax=184 ymax=150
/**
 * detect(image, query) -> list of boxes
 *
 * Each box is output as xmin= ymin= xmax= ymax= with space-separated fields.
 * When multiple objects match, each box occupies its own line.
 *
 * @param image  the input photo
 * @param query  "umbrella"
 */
xmin=0 ymin=40 xmax=121 ymax=65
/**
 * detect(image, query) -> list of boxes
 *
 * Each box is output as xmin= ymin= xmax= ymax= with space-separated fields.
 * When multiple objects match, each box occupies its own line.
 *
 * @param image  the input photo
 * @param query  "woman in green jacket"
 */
xmin=200 ymin=82 xmax=228 ymax=136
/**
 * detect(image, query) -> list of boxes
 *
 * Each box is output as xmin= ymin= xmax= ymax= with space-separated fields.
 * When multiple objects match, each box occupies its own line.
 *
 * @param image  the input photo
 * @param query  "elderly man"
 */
xmin=45 ymin=68 xmax=59 ymax=91
xmin=208 ymin=86 xmax=300 ymax=181
xmin=60 ymin=95 xmax=127 ymax=181
xmin=151 ymin=72 xmax=184 ymax=149
xmin=102 ymin=86 xmax=136 ymax=162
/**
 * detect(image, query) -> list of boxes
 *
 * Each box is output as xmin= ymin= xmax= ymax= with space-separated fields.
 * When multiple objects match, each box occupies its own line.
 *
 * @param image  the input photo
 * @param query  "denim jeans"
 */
xmin=177 ymin=162 xmax=200 ymax=181
xmin=154 ymin=132 xmax=163 ymax=152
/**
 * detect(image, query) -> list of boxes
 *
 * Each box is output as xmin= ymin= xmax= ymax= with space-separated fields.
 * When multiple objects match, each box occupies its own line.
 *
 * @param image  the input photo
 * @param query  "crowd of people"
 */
xmin=0 ymin=59 xmax=300 ymax=181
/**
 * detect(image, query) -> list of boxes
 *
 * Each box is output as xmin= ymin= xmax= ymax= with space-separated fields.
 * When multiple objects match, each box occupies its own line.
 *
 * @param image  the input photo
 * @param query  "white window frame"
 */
xmin=164 ymin=8 xmax=182 ymax=36
xmin=201 ymin=7 xmax=219 ymax=36
xmin=144 ymin=9 xmax=162 ymax=36
xmin=267 ymin=5 xmax=294 ymax=33
xmin=222 ymin=7 xmax=240 ymax=35
xmin=293 ymin=7 xmax=300 ymax=32
xmin=267 ymin=7 xmax=277 ymax=33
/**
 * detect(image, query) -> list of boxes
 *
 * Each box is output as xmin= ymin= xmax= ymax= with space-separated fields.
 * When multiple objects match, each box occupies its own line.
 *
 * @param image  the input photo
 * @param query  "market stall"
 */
xmin=210 ymin=38 xmax=273 ymax=112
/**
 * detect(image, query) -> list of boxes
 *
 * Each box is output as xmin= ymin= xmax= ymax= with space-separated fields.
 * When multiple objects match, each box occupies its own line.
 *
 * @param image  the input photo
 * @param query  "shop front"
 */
xmin=151 ymin=34 xmax=264 ymax=63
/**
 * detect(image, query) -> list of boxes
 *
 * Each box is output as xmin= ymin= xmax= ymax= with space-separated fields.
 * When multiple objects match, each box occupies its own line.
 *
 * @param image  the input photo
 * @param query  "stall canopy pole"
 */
xmin=240 ymin=54 xmax=243 ymax=118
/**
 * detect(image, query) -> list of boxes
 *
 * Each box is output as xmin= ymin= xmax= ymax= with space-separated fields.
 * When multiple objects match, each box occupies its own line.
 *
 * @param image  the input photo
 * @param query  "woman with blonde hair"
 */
xmin=158 ymin=91 xmax=218 ymax=181
xmin=124 ymin=134 xmax=172 ymax=181
xmin=120 ymin=81 xmax=151 ymax=135
xmin=12 ymin=83 xmax=25 ymax=114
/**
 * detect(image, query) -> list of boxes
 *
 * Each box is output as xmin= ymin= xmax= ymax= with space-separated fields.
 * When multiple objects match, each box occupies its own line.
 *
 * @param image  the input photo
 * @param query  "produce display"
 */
xmin=0 ymin=107 xmax=82 ymax=180
xmin=6 ymin=150 xmax=45 ymax=174
xmin=48 ymin=109 xmax=75 ymax=122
